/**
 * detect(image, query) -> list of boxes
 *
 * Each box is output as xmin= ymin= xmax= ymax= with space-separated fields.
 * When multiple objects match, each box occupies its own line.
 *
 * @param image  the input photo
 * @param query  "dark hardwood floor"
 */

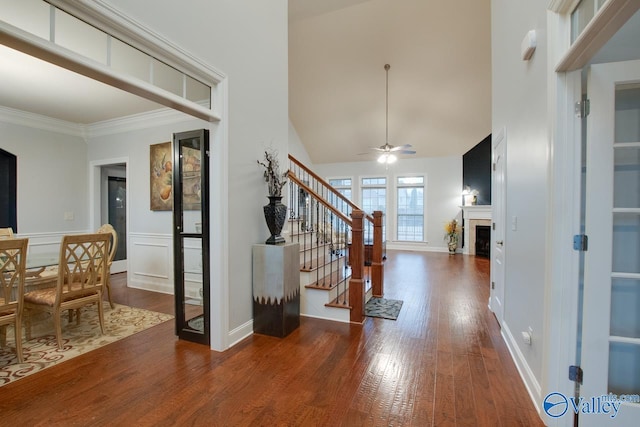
xmin=0 ymin=250 xmax=544 ymax=426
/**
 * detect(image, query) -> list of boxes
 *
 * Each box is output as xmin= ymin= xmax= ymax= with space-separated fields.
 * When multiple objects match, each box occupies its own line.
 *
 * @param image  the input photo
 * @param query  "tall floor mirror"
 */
xmin=172 ymin=129 xmax=210 ymax=345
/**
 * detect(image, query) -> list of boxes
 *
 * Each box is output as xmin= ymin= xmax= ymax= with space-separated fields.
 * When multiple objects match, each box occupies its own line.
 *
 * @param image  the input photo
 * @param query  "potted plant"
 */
xmin=444 ymin=219 xmax=461 ymax=255
xmin=257 ymin=149 xmax=289 ymax=244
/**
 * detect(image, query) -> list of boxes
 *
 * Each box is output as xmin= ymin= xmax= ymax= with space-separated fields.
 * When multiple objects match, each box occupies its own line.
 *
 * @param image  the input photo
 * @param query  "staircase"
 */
xmin=287 ymin=155 xmax=384 ymax=323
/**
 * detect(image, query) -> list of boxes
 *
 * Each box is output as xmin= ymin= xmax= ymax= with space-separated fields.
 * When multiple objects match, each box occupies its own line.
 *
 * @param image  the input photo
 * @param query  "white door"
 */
xmin=580 ymin=60 xmax=640 ymax=426
xmin=490 ymin=127 xmax=506 ymax=324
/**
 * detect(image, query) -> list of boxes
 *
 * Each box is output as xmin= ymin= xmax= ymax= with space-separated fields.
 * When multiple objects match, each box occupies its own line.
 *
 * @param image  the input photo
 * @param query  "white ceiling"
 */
xmin=288 ymin=0 xmax=492 ymax=164
xmin=0 ymin=44 xmax=163 ymax=124
xmin=1 ymin=1 xmax=639 ymax=164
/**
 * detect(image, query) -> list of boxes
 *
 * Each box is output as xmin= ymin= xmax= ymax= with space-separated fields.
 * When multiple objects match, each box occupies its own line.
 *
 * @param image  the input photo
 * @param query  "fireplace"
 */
xmin=475 ymin=225 xmax=490 ymax=258
xmin=461 ymin=206 xmax=491 ymax=256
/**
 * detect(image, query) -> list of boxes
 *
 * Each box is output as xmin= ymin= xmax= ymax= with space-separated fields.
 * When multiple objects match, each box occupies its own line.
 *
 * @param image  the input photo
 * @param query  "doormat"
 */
xmin=364 ymin=297 xmax=403 ymax=320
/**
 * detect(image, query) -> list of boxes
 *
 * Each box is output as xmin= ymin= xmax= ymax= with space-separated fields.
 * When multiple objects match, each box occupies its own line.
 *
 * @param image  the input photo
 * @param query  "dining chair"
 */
xmin=97 ymin=224 xmax=118 ymax=309
xmin=0 ymin=227 xmax=14 ymax=240
xmin=24 ymin=233 xmax=110 ymax=350
xmin=0 ymin=237 xmax=29 ymax=363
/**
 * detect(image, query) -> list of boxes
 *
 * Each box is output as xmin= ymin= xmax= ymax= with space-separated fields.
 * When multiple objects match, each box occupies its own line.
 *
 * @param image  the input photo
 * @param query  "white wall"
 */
xmin=0 ymin=115 xmax=88 ymax=237
xmin=313 ymin=156 xmax=462 ymax=252
xmin=87 ymin=112 xmax=208 ymax=294
xmin=103 ymin=0 xmax=290 ymax=337
xmin=492 ymin=0 xmax=549 ymax=409
xmin=288 ymin=120 xmax=313 ymax=166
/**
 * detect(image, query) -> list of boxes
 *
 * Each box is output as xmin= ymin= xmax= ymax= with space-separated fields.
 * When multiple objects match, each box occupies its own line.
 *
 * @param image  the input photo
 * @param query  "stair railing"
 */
xmin=288 ymin=155 xmax=384 ymax=322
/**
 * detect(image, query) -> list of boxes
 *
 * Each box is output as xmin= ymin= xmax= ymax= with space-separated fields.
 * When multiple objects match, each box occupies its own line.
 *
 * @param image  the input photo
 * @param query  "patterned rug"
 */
xmin=365 ymin=297 xmax=404 ymax=320
xmin=0 ymin=303 xmax=173 ymax=387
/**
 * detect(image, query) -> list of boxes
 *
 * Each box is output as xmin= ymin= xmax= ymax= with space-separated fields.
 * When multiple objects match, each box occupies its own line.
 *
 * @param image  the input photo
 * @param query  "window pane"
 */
xmin=153 ymin=58 xmax=183 ymax=96
xmin=362 ymin=177 xmax=386 ymax=186
xmin=0 ymin=0 xmax=50 ymax=40
xmin=398 ymin=215 xmax=423 ymax=241
xmin=362 ymin=187 xmax=386 ymax=241
xmin=329 ymin=178 xmax=351 ymax=187
xmin=571 ymin=0 xmax=596 ymax=44
xmin=397 ymin=186 xmax=424 ymax=241
xmin=398 ymin=176 xmax=424 ymax=185
xmin=111 ymin=38 xmax=151 ymax=83
xmin=55 ymin=9 xmax=108 ymax=64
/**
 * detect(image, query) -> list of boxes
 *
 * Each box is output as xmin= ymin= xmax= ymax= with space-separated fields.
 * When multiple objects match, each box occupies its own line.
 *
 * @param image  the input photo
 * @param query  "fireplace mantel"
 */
xmin=460 ymin=205 xmax=492 ymax=255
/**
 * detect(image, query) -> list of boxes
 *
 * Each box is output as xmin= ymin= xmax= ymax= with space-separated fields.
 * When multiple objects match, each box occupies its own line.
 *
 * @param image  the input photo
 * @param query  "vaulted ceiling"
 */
xmin=288 ymin=0 xmax=492 ymax=164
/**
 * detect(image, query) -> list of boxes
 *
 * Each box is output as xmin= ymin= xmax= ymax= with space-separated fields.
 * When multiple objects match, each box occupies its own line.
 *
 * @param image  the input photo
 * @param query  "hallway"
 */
xmin=0 ymin=250 xmax=543 ymax=426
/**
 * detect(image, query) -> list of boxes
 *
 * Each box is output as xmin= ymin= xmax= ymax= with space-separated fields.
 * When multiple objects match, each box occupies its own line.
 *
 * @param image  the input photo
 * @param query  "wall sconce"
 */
xmin=462 ymin=186 xmax=479 ymax=206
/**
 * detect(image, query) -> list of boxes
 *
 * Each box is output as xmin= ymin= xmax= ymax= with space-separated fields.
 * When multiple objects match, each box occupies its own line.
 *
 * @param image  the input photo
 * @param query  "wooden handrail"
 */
xmin=288 ymin=171 xmax=352 ymax=226
xmin=289 ymin=154 xmax=374 ymax=223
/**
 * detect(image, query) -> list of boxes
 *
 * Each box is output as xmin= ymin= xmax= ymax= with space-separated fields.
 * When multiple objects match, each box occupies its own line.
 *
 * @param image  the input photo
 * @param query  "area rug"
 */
xmin=365 ymin=297 xmax=404 ymax=320
xmin=0 ymin=303 xmax=173 ymax=387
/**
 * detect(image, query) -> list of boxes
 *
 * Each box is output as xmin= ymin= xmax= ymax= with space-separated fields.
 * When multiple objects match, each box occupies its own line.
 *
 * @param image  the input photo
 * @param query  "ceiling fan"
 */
xmin=369 ymin=64 xmax=416 ymax=164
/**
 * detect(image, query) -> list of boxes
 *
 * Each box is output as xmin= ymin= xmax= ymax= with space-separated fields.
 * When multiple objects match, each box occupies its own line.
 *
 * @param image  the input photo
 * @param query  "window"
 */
xmin=328 ymin=178 xmax=352 ymax=200
xmin=397 ymin=176 xmax=424 ymax=241
xmin=361 ymin=177 xmax=387 ymax=240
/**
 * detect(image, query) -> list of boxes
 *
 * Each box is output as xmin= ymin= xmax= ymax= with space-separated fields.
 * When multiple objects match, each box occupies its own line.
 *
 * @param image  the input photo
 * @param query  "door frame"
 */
xmin=543 ymin=3 xmax=640 ymax=426
xmin=90 ymin=157 xmax=130 ymax=274
xmin=490 ymin=126 xmax=506 ymax=325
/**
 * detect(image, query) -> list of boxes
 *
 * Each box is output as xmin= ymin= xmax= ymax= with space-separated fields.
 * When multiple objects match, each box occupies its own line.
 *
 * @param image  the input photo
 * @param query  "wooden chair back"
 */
xmin=97 ymin=224 xmax=118 ymax=264
xmin=0 ymin=227 xmax=14 ymax=240
xmin=0 ymin=237 xmax=28 ymax=363
xmin=55 ymin=233 xmax=110 ymax=304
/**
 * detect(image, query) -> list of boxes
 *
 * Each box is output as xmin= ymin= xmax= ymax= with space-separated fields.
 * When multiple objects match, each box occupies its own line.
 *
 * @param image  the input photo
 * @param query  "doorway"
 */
xmin=92 ymin=161 xmax=128 ymax=274
xmin=107 ymin=174 xmax=127 ymax=267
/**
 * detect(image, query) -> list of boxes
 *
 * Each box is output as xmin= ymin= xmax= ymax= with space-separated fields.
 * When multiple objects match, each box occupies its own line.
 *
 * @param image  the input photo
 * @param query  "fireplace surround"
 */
xmin=460 ymin=205 xmax=492 ymax=256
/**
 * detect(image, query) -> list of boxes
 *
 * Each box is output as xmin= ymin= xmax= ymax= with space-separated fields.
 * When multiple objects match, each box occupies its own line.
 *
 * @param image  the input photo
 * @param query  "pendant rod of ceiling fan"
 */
xmin=385 ymin=63 xmax=390 ymax=146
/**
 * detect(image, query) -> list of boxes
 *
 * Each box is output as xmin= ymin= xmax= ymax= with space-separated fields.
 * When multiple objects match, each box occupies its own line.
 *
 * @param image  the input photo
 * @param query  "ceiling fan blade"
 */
xmin=398 ymin=150 xmax=416 ymax=155
xmin=370 ymin=147 xmax=387 ymax=152
xmin=389 ymin=144 xmax=412 ymax=152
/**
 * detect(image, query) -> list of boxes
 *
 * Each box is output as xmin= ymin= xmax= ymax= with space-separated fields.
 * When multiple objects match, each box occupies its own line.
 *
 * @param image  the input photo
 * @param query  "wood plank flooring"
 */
xmin=0 ymin=250 xmax=544 ymax=426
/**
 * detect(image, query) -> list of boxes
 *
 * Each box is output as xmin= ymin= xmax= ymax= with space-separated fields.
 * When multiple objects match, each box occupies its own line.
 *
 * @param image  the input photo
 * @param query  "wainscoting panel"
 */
xmin=129 ymin=233 xmax=173 ymax=295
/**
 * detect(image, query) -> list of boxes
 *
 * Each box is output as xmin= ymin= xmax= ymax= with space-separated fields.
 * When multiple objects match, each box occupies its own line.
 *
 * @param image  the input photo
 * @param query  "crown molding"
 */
xmin=0 ymin=104 xmax=202 ymax=139
xmin=0 ymin=105 xmax=86 ymax=138
xmin=87 ymin=107 xmax=200 ymax=138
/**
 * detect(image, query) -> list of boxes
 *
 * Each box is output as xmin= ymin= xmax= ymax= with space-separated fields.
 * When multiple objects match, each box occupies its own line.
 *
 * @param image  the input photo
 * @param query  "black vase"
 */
xmin=263 ymin=196 xmax=287 ymax=245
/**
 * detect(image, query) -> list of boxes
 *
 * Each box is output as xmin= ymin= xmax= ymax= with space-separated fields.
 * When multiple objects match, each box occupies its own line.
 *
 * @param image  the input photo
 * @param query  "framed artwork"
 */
xmin=150 ymin=142 xmax=172 ymax=211
xmin=181 ymin=146 xmax=202 ymax=211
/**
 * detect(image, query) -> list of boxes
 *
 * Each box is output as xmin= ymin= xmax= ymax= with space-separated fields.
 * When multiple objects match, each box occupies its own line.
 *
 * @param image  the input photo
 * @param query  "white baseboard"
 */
xmin=228 ymin=320 xmax=253 ymax=348
xmin=300 ymin=312 xmax=351 ymax=324
xmin=386 ymin=242 xmax=453 ymax=253
xmin=501 ymin=322 xmax=542 ymax=417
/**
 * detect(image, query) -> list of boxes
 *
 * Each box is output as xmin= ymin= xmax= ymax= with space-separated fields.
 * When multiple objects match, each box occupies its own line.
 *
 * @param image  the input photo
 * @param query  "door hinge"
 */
xmin=569 ymin=365 xmax=583 ymax=384
xmin=492 ymin=222 xmax=496 ymax=230
xmin=493 ymin=162 xmax=496 ymax=171
xmin=575 ymin=98 xmax=590 ymax=118
xmin=491 ymin=281 xmax=495 ymax=290
xmin=573 ymin=234 xmax=588 ymax=251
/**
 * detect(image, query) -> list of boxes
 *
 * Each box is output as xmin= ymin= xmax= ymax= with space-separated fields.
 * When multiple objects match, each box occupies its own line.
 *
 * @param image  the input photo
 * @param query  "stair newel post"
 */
xmin=349 ymin=210 xmax=365 ymax=323
xmin=372 ymin=210 xmax=384 ymax=297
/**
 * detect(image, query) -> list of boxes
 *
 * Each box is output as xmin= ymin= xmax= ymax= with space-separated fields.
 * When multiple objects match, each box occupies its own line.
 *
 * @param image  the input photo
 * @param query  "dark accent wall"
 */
xmin=0 ymin=148 xmax=18 ymax=231
xmin=462 ymin=134 xmax=491 ymax=205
